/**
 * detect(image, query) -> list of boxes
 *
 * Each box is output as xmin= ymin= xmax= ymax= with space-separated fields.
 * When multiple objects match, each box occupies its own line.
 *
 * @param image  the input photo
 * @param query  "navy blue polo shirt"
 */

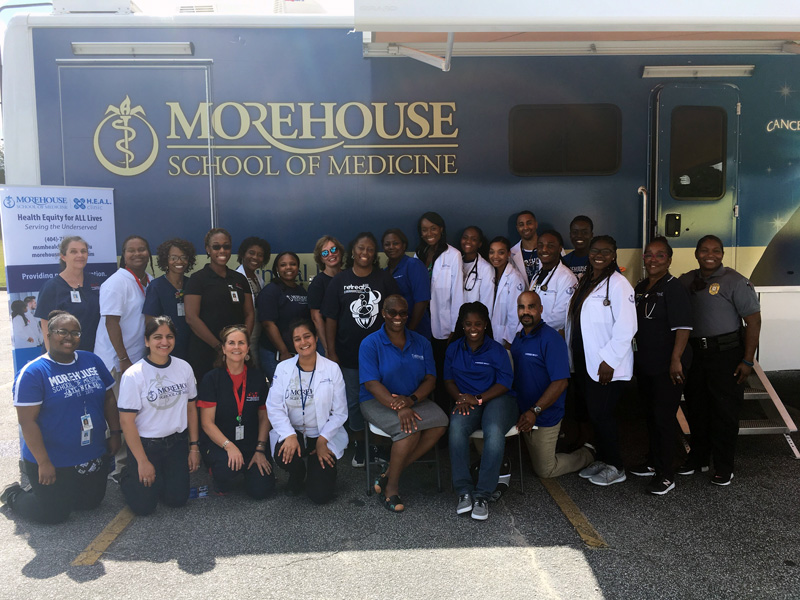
xmin=142 ymin=275 xmax=190 ymax=360
xmin=34 ymin=273 xmax=103 ymax=352
xmin=358 ymin=325 xmax=436 ymax=403
xmin=444 ymin=336 xmax=513 ymax=396
xmin=387 ymin=254 xmax=432 ymax=339
xmin=510 ymin=322 xmax=570 ymax=428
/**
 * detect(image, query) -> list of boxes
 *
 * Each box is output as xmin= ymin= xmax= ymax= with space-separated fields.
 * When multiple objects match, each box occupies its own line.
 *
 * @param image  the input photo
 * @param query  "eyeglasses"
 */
xmin=210 ymin=244 xmax=232 ymax=251
xmin=168 ymin=255 xmax=188 ymax=262
xmin=321 ymin=246 xmax=338 ymax=258
xmin=385 ymin=309 xmax=409 ymax=318
xmin=643 ymin=252 xmax=669 ymax=260
xmin=588 ymin=248 xmax=614 ymax=256
xmin=52 ymin=329 xmax=82 ymax=339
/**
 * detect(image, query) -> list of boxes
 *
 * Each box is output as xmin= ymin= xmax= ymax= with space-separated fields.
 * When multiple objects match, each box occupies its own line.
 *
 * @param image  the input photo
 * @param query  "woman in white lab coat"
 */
xmin=565 ymin=235 xmax=637 ymax=488
xmin=414 ymin=212 xmax=464 ymax=411
xmin=487 ymin=237 xmax=526 ymax=348
xmin=460 ymin=226 xmax=495 ymax=310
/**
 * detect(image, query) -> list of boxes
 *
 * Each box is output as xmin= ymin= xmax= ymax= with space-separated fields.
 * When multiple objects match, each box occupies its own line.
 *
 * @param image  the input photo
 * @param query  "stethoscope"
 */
xmin=599 ymin=277 xmax=611 ymax=307
xmin=535 ymin=265 xmax=557 ymax=292
xmin=464 ymin=260 xmax=478 ymax=292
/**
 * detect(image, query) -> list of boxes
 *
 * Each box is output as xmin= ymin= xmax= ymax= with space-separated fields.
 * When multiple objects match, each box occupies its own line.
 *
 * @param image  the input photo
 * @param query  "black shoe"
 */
xmin=629 ymin=463 xmax=656 ymax=477
xmin=373 ymin=445 xmax=390 ymax=464
xmin=675 ymin=460 xmax=709 ymax=476
xmin=351 ymin=440 xmax=366 ymax=468
xmin=711 ymin=473 xmax=734 ymax=486
xmin=647 ymin=477 xmax=675 ymax=496
xmin=0 ymin=482 xmax=22 ymax=506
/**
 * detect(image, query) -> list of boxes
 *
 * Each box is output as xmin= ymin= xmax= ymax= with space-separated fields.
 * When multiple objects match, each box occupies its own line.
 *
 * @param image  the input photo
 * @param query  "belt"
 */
xmin=140 ymin=431 xmax=185 ymax=443
xmin=690 ymin=330 xmax=741 ymax=353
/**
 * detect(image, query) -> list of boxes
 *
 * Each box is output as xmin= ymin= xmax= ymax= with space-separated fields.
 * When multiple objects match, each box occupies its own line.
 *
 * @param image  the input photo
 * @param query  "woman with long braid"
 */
xmin=565 ymin=236 xmax=637 ymax=487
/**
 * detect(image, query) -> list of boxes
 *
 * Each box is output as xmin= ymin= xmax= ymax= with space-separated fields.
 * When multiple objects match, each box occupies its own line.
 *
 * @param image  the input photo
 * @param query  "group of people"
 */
xmin=0 ymin=209 xmax=761 ymax=524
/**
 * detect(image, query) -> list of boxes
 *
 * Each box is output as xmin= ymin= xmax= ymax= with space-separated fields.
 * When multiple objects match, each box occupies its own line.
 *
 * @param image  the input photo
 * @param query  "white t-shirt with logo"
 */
xmin=284 ymin=368 xmax=320 ymax=437
xmin=94 ymin=268 xmax=149 ymax=372
xmin=118 ymin=356 xmax=197 ymax=438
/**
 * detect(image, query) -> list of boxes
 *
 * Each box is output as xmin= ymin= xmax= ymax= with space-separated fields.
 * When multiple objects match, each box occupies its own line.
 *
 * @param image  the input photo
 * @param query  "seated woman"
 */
xmin=267 ymin=320 xmax=348 ymax=503
xmin=2 ymin=311 xmax=121 ymax=524
xmin=358 ymin=295 xmax=449 ymax=512
xmin=197 ymin=325 xmax=274 ymax=498
xmin=118 ymin=316 xmax=200 ymax=515
xmin=445 ymin=301 xmax=517 ymax=522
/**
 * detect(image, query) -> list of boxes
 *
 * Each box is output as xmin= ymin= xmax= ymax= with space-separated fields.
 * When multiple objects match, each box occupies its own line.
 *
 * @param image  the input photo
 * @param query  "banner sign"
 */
xmin=0 ymin=185 xmax=116 ymax=373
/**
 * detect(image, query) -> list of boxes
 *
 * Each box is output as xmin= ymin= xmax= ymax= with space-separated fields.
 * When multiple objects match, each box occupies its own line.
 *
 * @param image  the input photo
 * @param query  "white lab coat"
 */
xmin=509 ymin=240 xmax=539 ymax=288
xmin=416 ymin=245 xmax=464 ymax=340
xmin=267 ymin=353 xmax=349 ymax=459
xmin=565 ymin=271 xmax=637 ymax=382
xmin=490 ymin=263 xmax=526 ymax=346
xmin=530 ymin=262 xmax=578 ymax=333
xmin=463 ymin=254 xmax=495 ymax=311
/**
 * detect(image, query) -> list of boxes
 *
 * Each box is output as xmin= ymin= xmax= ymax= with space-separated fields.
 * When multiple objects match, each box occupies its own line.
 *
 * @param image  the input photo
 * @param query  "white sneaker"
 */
xmin=579 ymin=461 xmax=607 ymax=479
xmin=589 ymin=465 xmax=627 ymax=487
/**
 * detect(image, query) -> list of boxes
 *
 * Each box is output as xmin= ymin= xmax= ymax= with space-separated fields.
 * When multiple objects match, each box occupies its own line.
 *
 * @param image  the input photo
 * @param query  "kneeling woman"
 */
xmin=118 ymin=316 xmax=200 ymax=515
xmin=445 ymin=302 xmax=517 ymax=521
xmin=3 ymin=311 xmax=120 ymax=524
xmin=197 ymin=325 xmax=275 ymax=498
xmin=267 ymin=320 xmax=348 ymax=503
xmin=358 ymin=295 xmax=449 ymax=512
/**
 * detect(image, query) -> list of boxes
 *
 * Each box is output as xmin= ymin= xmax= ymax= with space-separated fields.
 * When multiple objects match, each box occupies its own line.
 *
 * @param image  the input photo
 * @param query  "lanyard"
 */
xmin=297 ymin=364 xmax=315 ymax=413
xmin=126 ymin=268 xmax=149 ymax=296
xmin=228 ymin=366 xmax=247 ymax=423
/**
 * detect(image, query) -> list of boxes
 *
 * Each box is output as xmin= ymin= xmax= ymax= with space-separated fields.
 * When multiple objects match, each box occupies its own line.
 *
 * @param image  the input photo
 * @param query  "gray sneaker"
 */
xmin=471 ymin=499 xmax=489 ymax=521
xmin=579 ymin=461 xmax=607 ymax=479
xmin=456 ymin=493 xmax=473 ymax=515
xmin=589 ymin=465 xmax=627 ymax=487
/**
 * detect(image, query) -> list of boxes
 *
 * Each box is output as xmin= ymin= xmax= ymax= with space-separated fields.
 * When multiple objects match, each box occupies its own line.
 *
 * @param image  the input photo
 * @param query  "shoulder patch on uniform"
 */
xmin=629 ymin=294 xmax=635 ymax=303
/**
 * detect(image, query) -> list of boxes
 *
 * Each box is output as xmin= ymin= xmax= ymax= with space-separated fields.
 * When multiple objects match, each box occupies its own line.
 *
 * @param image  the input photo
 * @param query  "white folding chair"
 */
xmin=364 ymin=421 xmax=442 ymax=496
xmin=469 ymin=424 xmax=525 ymax=493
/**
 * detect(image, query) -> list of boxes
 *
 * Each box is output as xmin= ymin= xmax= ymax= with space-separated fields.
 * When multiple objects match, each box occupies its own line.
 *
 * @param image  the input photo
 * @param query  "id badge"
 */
xmin=235 ymin=425 xmax=245 ymax=440
xmin=70 ymin=290 xmax=81 ymax=303
xmin=81 ymin=413 xmax=93 ymax=431
xmin=632 ymin=338 xmax=638 ymax=352
xmin=230 ymin=290 xmax=240 ymax=303
xmin=177 ymin=301 xmax=185 ymax=317
xmin=81 ymin=429 xmax=92 ymax=446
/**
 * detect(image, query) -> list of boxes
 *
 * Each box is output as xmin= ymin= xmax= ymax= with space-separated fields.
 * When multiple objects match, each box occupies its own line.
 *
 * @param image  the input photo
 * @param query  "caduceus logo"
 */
xmin=93 ymin=96 xmax=159 ymax=176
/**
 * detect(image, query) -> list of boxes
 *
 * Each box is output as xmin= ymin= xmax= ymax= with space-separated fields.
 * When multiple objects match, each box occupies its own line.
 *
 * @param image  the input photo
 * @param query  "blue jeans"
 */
xmin=341 ymin=366 xmax=364 ymax=433
xmin=120 ymin=430 xmax=190 ymax=516
xmin=449 ymin=394 xmax=519 ymax=501
xmin=259 ymin=347 xmax=279 ymax=385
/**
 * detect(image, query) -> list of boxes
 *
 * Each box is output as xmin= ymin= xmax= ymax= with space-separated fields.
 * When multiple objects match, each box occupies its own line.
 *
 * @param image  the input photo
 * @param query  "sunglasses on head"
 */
xmin=321 ymin=246 xmax=339 ymax=258
xmin=385 ymin=308 xmax=409 ymax=318
xmin=210 ymin=243 xmax=232 ymax=251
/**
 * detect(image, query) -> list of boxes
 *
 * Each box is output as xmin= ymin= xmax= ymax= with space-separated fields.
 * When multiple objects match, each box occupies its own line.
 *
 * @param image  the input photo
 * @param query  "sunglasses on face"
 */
xmin=385 ymin=309 xmax=409 ymax=318
xmin=321 ymin=246 xmax=339 ymax=258
xmin=210 ymin=244 xmax=232 ymax=251
xmin=53 ymin=329 xmax=82 ymax=339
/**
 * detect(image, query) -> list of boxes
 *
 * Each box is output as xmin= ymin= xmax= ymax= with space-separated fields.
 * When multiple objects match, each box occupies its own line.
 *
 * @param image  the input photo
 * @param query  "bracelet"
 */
xmin=256 ymin=441 xmax=267 ymax=446
xmin=189 ymin=441 xmax=200 ymax=446
xmin=190 ymin=449 xmax=200 ymax=454
xmin=741 ymin=359 xmax=754 ymax=367
xmin=254 ymin=448 xmax=266 ymax=454
xmin=110 ymin=429 xmax=123 ymax=435
xmin=222 ymin=440 xmax=230 ymax=449
xmin=117 ymin=356 xmax=129 ymax=362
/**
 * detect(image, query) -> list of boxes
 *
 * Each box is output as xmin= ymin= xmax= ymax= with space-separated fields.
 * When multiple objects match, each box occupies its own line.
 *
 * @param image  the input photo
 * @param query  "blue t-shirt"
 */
xmin=444 ymin=336 xmax=514 ymax=396
xmin=13 ymin=351 xmax=115 ymax=467
xmin=34 ymin=273 xmax=102 ymax=352
xmin=509 ymin=322 xmax=570 ymax=428
xmin=358 ymin=326 xmax=436 ymax=403
xmin=522 ymin=248 xmax=540 ymax=283
xmin=561 ymin=251 xmax=590 ymax=279
xmin=142 ymin=275 xmax=190 ymax=360
xmin=387 ymin=255 xmax=432 ymax=339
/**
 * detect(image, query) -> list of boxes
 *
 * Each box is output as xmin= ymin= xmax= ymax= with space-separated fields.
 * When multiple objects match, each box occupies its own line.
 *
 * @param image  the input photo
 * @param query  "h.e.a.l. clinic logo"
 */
xmin=93 ymin=96 xmax=159 ymax=176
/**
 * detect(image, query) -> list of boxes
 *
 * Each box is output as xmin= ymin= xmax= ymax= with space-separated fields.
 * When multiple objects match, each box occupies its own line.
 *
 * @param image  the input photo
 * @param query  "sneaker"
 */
xmin=490 ymin=473 xmax=511 ymax=502
xmin=711 ymin=473 xmax=734 ymax=486
xmin=629 ymin=463 xmax=657 ymax=477
xmin=647 ymin=477 xmax=675 ymax=496
xmin=373 ymin=445 xmax=390 ymax=464
xmin=675 ymin=461 xmax=710 ymax=476
xmin=351 ymin=440 xmax=366 ymax=468
xmin=456 ymin=493 xmax=473 ymax=515
xmin=0 ymin=482 xmax=22 ymax=506
xmin=471 ymin=499 xmax=489 ymax=521
xmin=579 ymin=461 xmax=607 ymax=479
xmin=589 ymin=465 xmax=627 ymax=487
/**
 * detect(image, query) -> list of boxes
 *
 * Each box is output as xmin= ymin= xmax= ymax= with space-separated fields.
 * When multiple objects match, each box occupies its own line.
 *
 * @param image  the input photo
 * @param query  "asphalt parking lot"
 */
xmin=1 ymin=291 xmax=799 ymax=599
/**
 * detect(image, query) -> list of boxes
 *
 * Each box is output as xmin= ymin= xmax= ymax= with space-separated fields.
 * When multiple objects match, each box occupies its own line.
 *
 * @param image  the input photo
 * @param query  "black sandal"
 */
xmin=383 ymin=494 xmax=404 ymax=513
xmin=373 ymin=464 xmax=389 ymax=496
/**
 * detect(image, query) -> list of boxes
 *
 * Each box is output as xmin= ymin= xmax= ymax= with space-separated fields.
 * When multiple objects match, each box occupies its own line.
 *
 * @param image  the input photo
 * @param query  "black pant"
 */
xmin=274 ymin=432 xmax=338 ymax=504
xmin=636 ymin=371 xmax=682 ymax=479
xmin=431 ymin=337 xmax=450 ymax=414
xmin=204 ymin=442 xmax=275 ymax=499
xmin=120 ymin=431 xmax=190 ymax=516
xmin=683 ymin=346 xmax=743 ymax=476
xmin=10 ymin=457 xmax=107 ymax=524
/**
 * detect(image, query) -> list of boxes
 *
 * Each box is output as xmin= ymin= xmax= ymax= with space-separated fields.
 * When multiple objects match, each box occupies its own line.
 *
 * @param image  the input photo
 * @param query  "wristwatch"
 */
xmin=476 ymin=394 xmax=483 ymax=406
xmin=532 ymin=405 xmax=542 ymax=415
xmin=409 ymin=394 xmax=418 ymax=405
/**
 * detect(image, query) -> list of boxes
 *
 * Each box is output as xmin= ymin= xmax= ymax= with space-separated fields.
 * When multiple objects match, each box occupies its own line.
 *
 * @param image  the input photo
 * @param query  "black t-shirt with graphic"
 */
xmin=321 ymin=268 xmax=400 ymax=369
